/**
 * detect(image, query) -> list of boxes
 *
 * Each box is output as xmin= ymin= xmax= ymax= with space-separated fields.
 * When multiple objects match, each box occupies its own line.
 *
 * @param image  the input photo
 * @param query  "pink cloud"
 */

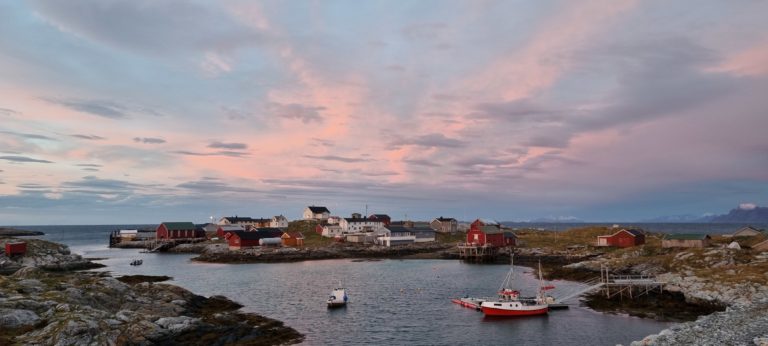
xmin=711 ymin=41 xmax=768 ymax=76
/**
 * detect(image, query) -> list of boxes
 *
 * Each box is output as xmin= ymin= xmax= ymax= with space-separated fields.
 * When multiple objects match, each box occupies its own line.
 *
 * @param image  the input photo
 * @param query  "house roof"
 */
xmin=161 ymin=222 xmax=196 ymax=231
xmin=344 ymin=217 xmax=382 ymax=223
xmin=222 ymin=216 xmax=270 ymax=223
xmin=474 ymin=218 xmax=499 ymax=226
xmin=733 ymin=226 xmax=764 ymax=236
xmin=384 ymin=226 xmax=412 ymax=234
xmin=478 ymin=225 xmax=505 ymax=234
xmin=601 ymin=229 xmax=645 ymax=238
xmin=434 ymin=217 xmax=457 ymax=222
xmin=664 ymin=233 xmax=710 ymax=240
xmin=369 ymin=214 xmax=391 ymax=219
xmin=229 ymin=231 xmax=265 ymax=241
xmin=218 ymin=225 xmax=244 ymax=231
xmin=272 ymin=215 xmax=287 ymax=220
xmin=307 ymin=206 xmax=330 ymax=213
xmin=503 ymin=231 xmax=517 ymax=238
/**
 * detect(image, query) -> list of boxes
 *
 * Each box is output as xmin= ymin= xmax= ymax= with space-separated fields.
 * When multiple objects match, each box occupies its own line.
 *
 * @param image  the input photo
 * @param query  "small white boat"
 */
xmin=327 ymin=288 xmax=348 ymax=308
xmin=130 ymin=259 xmax=143 ymax=266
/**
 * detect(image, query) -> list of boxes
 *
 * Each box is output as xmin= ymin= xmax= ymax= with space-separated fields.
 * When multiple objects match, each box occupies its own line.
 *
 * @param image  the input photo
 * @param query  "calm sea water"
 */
xmin=7 ymin=224 xmax=729 ymax=345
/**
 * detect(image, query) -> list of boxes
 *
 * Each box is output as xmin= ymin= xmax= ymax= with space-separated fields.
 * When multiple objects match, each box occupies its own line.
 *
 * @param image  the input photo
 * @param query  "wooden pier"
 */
xmin=552 ymin=265 xmax=666 ymax=303
xmin=457 ymin=243 xmax=500 ymax=261
xmin=599 ymin=266 xmax=665 ymax=299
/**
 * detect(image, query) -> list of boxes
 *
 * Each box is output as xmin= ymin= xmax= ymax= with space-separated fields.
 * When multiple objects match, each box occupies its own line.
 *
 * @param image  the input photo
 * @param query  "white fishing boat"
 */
xmin=327 ymin=287 xmax=348 ymax=308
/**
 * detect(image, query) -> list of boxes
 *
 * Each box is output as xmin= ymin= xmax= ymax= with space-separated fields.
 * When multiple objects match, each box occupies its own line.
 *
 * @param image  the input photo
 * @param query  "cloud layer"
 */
xmin=1 ymin=0 xmax=767 ymax=224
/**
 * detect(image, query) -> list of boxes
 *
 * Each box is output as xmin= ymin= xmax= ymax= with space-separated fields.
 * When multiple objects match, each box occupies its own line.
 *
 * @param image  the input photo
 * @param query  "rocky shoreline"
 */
xmin=189 ymin=242 xmax=456 ymax=263
xmin=0 ymin=237 xmax=303 ymax=345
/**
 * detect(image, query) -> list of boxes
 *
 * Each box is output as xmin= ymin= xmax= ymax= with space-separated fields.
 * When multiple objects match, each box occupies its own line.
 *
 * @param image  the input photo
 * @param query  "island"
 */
xmin=0 ymin=227 xmax=45 ymax=237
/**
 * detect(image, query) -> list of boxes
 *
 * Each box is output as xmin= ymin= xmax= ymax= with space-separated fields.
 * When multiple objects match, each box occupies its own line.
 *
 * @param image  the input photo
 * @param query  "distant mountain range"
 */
xmin=645 ymin=205 xmax=768 ymax=223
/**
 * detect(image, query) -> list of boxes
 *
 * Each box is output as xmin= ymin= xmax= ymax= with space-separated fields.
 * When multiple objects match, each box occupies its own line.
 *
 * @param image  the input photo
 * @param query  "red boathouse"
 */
xmin=466 ymin=226 xmax=517 ymax=247
xmin=596 ymin=229 xmax=645 ymax=248
xmin=156 ymin=222 xmax=205 ymax=240
xmin=5 ymin=241 xmax=27 ymax=257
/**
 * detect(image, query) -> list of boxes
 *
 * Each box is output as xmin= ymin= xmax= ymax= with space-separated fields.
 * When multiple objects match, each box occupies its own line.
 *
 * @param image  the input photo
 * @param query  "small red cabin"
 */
xmin=597 ymin=229 xmax=645 ymax=248
xmin=156 ymin=222 xmax=205 ymax=240
xmin=226 ymin=231 xmax=262 ymax=250
xmin=5 ymin=241 xmax=27 ymax=256
xmin=226 ymin=229 xmax=285 ymax=249
xmin=470 ymin=218 xmax=500 ymax=232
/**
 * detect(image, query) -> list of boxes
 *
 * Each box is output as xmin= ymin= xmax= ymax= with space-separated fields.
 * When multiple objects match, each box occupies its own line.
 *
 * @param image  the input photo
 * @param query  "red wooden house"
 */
xmin=596 ymin=229 xmax=645 ymax=248
xmin=225 ymin=231 xmax=263 ymax=250
xmin=281 ymin=232 xmax=305 ymax=247
xmin=466 ymin=225 xmax=517 ymax=247
xmin=156 ymin=222 xmax=205 ymax=240
xmin=5 ymin=241 xmax=27 ymax=257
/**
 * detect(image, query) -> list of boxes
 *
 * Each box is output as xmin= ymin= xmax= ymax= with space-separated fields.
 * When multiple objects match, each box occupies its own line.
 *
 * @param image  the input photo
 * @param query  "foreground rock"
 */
xmin=631 ymin=300 xmax=768 ymax=345
xmin=0 ymin=269 xmax=303 ymax=345
xmin=192 ymin=242 xmax=455 ymax=263
xmin=0 ymin=238 xmax=104 ymax=274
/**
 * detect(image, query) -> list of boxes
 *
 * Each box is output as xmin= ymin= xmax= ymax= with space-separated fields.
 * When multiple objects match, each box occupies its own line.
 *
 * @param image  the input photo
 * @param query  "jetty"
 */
xmin=551 ymin=266 xmax=666 ymax=303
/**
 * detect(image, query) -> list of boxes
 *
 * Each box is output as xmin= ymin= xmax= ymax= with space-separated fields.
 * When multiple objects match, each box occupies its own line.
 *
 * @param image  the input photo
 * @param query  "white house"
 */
xmin=377 ymin=226 xmax=416 ymax=247
xmin=270 ymin=215 xmax=289 ymax=228
xmin=339 ymin=216 xmax=384 ymax=234
xmin=321 ymin=225 xmax=343 ymax=238
xmin=327 ymin=216 xmax=341 ymax=225
xmin=303 ymin=206 xmax=330 ymax=220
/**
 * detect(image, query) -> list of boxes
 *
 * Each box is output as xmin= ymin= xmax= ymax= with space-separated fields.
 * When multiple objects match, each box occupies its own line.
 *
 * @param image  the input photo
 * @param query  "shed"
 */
xmin=156 ymin=222 xmax=204 ymax=240
xmin=5 ymin=241 xmax=27 ymax=257
xmin=226 ymin=231 xmax=263 ymax=250
xmin=282 ymin=232 xmax=305 ymax=247
xmin=732 ymin=226 xmax=764 ymax=238
xmin=596 ymin=229 xmax=646 ymax=248
xmin=662 ymin=234 xmax=711 ymax=248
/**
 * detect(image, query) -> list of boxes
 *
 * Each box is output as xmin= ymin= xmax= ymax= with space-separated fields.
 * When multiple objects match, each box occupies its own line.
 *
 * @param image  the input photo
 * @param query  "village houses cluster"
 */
xmin=141 ymin=205 xmax=471 ymax=251
xmin=113 ymin=206 xmax=768 ymax=253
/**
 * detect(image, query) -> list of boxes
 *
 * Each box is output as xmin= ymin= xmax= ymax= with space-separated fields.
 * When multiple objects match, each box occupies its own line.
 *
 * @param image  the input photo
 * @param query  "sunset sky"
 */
xmin=2 ymin=1 xmax=767 ymax=225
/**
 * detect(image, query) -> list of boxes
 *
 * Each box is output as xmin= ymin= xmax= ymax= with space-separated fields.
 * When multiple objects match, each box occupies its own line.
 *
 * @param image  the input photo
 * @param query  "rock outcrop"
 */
xmin=631 ymin=301 xmax=768 ymax=345
xmin=0 ymin=268 xmax=303 ymax=345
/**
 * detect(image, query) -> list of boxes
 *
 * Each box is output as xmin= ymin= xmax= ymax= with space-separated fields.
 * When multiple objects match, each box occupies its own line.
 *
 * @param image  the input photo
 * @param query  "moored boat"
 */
xmin=479 ymin=257 xmax=550 ymax=317
xmin=130 ymin=259 xmax=143 ymax=266
xmin=327 ymin=287 xmax=348 ymax=308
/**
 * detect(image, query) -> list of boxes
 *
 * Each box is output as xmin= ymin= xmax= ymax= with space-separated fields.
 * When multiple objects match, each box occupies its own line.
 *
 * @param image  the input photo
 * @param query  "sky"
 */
xmin=1 ymin=0 xmax=768 ymax=225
